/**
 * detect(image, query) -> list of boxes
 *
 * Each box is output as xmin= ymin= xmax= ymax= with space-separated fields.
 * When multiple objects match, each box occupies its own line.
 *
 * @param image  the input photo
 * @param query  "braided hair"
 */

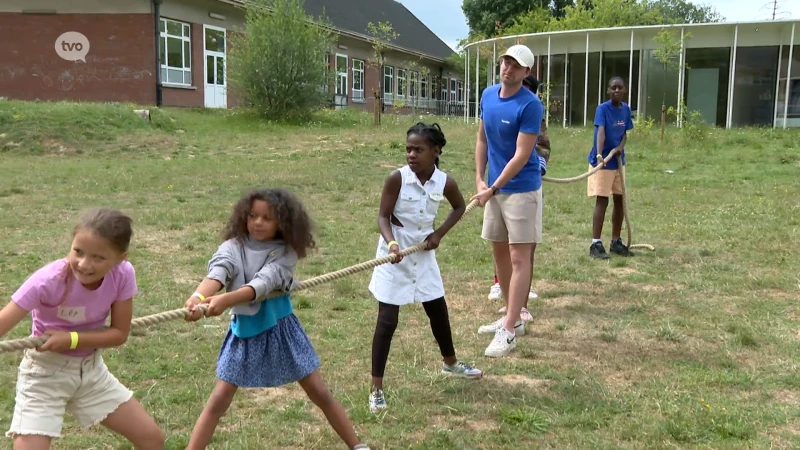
xmin=406 ymin=122 xmax=447 ymax=168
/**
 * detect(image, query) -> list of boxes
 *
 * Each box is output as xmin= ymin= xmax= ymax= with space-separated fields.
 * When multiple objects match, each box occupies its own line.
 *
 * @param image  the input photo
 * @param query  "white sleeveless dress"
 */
xmin=368 ymin=165 xmax=447 ymax=306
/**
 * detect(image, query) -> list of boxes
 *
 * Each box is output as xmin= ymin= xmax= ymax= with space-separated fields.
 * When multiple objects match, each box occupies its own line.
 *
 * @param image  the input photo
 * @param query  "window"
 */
xmin=441 ymin=77 xmax=448 ymax=102
xmin=457 ymin=81 xmax=464 ymax=102
xmin=352 ymin=59 xmax=364 ymax=101
xmin=409 ymin=71 xmax=418 ymax=98
xmin=450 ymin=79 xmax=457 ymax=102
xmin=159 ymin=18 xmax=191 ymax=85
xmin=397 ymin=68 xmax=406 ymax=98
xmin=420 ymin=74 xmax=428 ymax=99
xmin=384 ymin=66 xmax=394 ymax=99
xmin=335 ymin=54 xmax=348 ymax=96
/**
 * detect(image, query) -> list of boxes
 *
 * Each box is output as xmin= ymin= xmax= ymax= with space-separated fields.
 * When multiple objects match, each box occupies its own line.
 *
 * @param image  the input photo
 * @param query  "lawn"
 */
xmin=0 ymin=99 xmax=799 ymax=449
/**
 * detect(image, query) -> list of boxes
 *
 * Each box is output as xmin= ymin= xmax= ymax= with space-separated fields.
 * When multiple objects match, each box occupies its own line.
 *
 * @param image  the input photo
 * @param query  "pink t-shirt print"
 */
xmin=12 ymin=258 xmax=138 ymax=357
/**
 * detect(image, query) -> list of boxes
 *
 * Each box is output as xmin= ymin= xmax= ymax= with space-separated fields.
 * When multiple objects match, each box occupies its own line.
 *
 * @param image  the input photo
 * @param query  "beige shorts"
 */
xmin=6 ymin=349 xmax=133 ymax=439
xmin=481 ymin=189 xmax=543 ymax=244
xmin=587 ymin=166 xmax=623 ymax=197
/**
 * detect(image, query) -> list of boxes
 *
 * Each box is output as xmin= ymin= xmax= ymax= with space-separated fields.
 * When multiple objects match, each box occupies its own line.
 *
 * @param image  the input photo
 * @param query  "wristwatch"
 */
xmin=490 ymin=185 xmax=499 ymax=195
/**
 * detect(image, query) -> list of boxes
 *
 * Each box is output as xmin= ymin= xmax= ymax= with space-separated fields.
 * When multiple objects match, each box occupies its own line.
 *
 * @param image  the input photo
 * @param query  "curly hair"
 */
xmin=222 ymin=188 xmax=316 ymax=259
xmin=407 ymin=122 xmax=447 ymax=168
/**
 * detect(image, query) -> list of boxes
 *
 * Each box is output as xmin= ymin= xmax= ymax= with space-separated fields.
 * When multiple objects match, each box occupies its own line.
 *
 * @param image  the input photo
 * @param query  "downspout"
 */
xmin=153 ymin=0 xmax=163 ymax=106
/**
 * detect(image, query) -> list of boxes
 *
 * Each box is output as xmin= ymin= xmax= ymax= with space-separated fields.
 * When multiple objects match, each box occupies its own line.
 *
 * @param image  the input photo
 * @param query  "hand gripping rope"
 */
xmin=0 ymin=152 xmax=653 ymax=354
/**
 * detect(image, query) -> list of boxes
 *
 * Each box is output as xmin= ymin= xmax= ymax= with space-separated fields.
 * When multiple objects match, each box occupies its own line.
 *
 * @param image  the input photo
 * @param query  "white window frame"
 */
xmin=352 ymin=59 xmax=365 ymax=101
xmin=457 ymin=80 xmax=464 ymax=103
xmin=160 ymin=17 xmax=192 ymax=86
xmin=383 ymin=65 xmax=394 ymax=102
xmin=335 ymin=53 xmax=348 ymax=97
xmin=397 ymin=68 xmax=406 ymax=99
xmin=420 ymin=74 xmax=428 ymax=99
xmin=450 ymin=79 xmax=457 ymax=102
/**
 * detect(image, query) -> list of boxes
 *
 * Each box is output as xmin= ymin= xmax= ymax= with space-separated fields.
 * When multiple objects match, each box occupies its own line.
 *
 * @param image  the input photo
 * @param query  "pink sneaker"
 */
xmin=520 ymin=307 xmax=533 ymax=322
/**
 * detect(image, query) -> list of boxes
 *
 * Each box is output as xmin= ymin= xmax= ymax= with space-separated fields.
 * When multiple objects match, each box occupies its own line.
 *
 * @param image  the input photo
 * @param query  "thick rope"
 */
xmin=0 ymin=159 xmax=651 ymax=353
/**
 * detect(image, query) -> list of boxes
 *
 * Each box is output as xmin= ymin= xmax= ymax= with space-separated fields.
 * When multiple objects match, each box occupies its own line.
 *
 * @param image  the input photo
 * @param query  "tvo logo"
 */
xmin=55 ymin=31 xmax=90 ymax=62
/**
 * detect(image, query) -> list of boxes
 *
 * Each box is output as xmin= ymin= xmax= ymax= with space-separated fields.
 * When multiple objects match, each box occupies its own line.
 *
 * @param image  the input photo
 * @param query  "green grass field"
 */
xmin=1 ymin=99 xmax=799 ymax=449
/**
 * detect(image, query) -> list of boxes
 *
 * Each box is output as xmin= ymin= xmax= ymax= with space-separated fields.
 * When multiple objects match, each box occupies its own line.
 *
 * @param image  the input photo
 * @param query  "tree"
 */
xmin=462 ymin=0 xmax=567 ymax=38
xmin=365 ymin=21 xmax=399 ymax=123
xmin=648 ymin=0 xmax=723 ymax=24
xmin=653 ymin=27 xmax=690 ymax=140
xmin=227 ymin=0 xmax=335 ymax=120
xmin=502 ymin=0 xmax=723 ymax=36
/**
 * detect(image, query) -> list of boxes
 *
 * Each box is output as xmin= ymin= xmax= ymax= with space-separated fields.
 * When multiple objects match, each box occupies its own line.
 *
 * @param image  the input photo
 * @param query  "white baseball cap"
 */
xmin=500 ymin=44 xmax=535 ymax=68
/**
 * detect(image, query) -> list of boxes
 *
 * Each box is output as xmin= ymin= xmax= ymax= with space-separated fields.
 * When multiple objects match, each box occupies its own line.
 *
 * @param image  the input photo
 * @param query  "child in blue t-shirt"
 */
xmin=586 ymin=76 xmax=634 ymax=259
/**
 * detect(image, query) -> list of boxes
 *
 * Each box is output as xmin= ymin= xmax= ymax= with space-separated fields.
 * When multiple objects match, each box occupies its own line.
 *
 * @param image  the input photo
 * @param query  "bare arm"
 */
xmin=70 ymin=298 xmax=134 ymax=348
xmin=432 ymin=175 xmax=466 ymax=239
xmin=617 ymin=132 xmax=627 ymax=151
xmin=488 ymin=132 xmax=538 ymax=190
xmin=474 ymin=119 xmax=488 ymax=189
xmin=596 ymin=126 xmax=606 ymax=165
xmin=377 ymin=170 xmax=402 ymax=245
xmin=0 ymin=301 xmax=30 ymax=339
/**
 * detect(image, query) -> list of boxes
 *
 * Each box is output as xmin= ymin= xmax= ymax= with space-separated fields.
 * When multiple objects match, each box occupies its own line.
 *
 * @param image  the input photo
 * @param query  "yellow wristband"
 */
xmin=387 ymin=240 xmax=399 ymax=249
xmin=192 ymin=292 xmax=206 ymax=302
xmin=69 ymin=331 xmax=79 ymax=350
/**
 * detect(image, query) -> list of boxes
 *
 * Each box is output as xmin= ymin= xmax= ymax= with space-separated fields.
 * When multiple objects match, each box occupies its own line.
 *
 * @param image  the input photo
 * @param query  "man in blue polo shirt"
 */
xmin=472 ymin=44 xmax=543 ymax=358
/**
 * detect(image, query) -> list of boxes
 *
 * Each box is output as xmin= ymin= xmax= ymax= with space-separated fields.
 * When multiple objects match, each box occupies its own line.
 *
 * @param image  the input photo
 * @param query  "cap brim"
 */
xmin=498 ymin=53 xmax=530 ymax=68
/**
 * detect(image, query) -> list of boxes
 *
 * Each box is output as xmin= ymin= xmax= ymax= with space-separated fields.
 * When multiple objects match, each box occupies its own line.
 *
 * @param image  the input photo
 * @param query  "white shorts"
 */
xmin=6 ymin=349 xmax=133 ymax=439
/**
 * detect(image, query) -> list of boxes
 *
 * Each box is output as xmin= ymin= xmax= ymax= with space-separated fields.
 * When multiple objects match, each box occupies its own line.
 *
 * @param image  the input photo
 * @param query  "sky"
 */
xmin=396 ymin=0 xmax=800 ymax=51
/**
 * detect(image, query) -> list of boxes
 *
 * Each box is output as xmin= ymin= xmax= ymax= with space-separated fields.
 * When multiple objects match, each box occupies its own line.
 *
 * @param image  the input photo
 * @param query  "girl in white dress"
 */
xmin=367 ymin=122 xmax=483 ymax=413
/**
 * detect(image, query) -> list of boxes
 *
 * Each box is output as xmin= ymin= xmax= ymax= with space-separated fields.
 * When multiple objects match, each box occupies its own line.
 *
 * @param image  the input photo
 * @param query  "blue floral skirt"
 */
xmin=216 ymin=314 xmax=320 ymax=388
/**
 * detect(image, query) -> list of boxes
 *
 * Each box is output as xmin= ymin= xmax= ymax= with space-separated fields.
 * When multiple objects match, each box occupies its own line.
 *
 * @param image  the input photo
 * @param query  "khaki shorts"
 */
xmin=587 ymin=166 xmax=623 ymax=197
xmin=481 ymin=189 xmax=543 ymax=244
xmin=6 ymin=349 xmax=133 ymax=439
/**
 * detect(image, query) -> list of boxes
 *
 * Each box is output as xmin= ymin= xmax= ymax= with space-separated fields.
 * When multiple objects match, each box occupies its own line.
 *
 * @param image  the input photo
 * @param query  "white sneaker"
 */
xmin=477 ymin=317 xmax=525 ymax=336
xmin=485 ymin=327 xmax=517 ymax=357
xmin=529 ymin=286 xmax=539 ymax=299
xmin=488 ymin=282 xmax=502 ymax=300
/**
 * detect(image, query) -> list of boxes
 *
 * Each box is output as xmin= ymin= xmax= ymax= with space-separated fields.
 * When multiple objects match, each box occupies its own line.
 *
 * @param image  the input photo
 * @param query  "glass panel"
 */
xmin=159 ymin=19 xmax=165 ymax=33
xmin=159 ymin=37 xmax=166 ymax=65
xmin=336 ymin=55 xmax=347 ymax=74
xmin=184 ymin=41 xmax=190 ymax=68
xmin=167 ymin=68 xmax=183 ymax=84
xmin=166 ymin=20 xmax=181 ymax=36
xmin=160 ymin=67 xmax=166 ymax=83
xmin=568 ymin=53 xmax=585 ymax=126
xmin=732 ymin=46 xmax=779 ymax=127
xmin=602 ymin=51 xmax=640 ymax=112
xmin=776 ymin=45 xmax=800 ymax=126
xmin=683 ymin=47 xmax=730 ymax=127
xmin=216 ymin=57 xmax=224 ymax=86
xmin=167 ymin=37 xmax=183 ymax=68
xmin=183 ymin=24 xmax=190 ymax=38
xmin=205 ymin=29 xmax=225 ymax=53
xmin=184 ymin=70 xmax=192 ymax=85
xmin=207 ymin=55 xmax=214 ymax=84
xmin=644 ymin=49 xmax=681 ymax=124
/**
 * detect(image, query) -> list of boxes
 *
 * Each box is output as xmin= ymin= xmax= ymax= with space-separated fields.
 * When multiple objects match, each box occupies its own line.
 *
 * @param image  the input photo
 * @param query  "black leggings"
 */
xmin=371 ymin=297 xmax=455 ymax=378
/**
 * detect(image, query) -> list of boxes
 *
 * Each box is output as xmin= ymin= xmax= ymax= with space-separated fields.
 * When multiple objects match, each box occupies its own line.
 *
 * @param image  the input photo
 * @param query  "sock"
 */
xmin=493 ymin=274 xmax=499 ymax=284
xmin=592 ymin=239 xmax=601 ymax=244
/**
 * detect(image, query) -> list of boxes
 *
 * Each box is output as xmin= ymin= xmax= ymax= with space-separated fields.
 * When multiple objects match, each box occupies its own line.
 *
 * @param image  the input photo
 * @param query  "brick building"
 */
xmin=0 ymin=0 xmax=465 ymax=115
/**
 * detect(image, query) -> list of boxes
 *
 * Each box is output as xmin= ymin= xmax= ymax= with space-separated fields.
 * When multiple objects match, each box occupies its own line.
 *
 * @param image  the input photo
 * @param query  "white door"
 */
xmin=204 ymin=25 xmax=227 ymax=108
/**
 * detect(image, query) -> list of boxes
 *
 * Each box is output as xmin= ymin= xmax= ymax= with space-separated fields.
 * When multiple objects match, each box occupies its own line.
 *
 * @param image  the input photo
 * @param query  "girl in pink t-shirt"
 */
xmin=0 ymin=208 xmax=165 ymax=449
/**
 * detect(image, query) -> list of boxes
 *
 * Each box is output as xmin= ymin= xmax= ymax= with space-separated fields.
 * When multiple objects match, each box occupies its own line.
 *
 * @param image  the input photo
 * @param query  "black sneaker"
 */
xmin=590 ymin=241 xmax=609 ymax=259
xmin=610 ymin=238 xmax=634 ymax=257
